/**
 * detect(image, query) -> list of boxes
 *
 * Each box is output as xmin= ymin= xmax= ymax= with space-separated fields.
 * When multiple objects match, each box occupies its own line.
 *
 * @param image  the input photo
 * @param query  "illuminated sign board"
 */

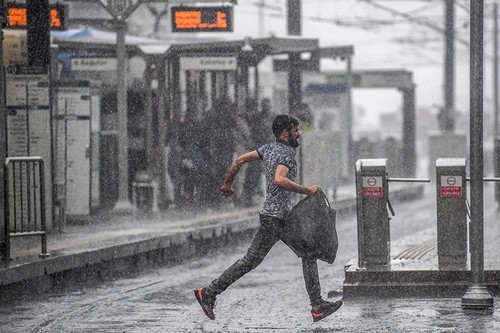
xmin=6 ymin=3 xmax=66 ymax=30
xmin=171 ymin=6 xmax=233 ymax=32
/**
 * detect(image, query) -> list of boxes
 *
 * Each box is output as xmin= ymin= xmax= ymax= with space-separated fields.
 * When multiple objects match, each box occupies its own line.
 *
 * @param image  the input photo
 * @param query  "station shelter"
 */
xmin=49 ymin=30 xmax=339 ymax=224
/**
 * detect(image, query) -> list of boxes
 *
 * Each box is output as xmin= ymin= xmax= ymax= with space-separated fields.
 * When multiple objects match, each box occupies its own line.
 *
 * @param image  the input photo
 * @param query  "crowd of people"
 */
xmin=167 ymin=97 xmax=275 ymax=209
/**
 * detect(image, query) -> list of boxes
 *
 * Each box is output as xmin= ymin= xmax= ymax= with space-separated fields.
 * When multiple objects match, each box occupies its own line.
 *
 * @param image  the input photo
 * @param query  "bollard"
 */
xmin=355 ymin=159 xmax=391 ymax=269
xmin=436 ymin=158 xmax=467 ymax=270
xmin=132 ymin=181 xmax=159 ymax=213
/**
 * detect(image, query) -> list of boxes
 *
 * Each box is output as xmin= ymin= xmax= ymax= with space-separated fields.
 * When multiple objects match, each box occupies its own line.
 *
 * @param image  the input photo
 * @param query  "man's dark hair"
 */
xmin=272 ymin=114 xmax=299 ymax=138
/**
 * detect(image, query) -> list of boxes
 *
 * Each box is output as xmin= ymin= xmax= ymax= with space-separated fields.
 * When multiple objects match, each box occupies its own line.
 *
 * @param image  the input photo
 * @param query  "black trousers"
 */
xmin=206 ymin=214 xmax=323 ymax=307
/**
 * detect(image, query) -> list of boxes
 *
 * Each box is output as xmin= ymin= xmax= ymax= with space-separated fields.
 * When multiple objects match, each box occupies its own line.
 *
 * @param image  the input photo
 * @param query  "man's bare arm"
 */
xmin=274 ymin=164 xmax=319 ymax=195
xmin=220 ymin=151 xmax=260 ymax=197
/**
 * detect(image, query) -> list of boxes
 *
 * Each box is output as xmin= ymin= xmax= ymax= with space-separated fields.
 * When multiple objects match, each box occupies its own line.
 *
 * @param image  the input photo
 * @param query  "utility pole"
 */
xmin=443 ymin=0 xmax=455 ymax=132
xmin=462 ymin=0 xmax=494 ymax=310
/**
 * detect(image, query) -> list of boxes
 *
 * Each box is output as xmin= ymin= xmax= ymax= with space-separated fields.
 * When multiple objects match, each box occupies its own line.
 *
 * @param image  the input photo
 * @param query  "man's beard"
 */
xmin=288 ymin=132 xmax=299 ymax=148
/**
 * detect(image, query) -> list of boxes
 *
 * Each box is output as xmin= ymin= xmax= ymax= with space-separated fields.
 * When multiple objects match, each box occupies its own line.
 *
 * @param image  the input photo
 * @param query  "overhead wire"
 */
xmin=235 ymin=0 xmax=495 ymax=60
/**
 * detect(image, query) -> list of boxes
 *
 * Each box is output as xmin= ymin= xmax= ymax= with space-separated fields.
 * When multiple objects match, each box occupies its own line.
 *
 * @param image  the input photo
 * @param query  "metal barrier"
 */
xmin=3 ymin=157 xmax=49 ymax=263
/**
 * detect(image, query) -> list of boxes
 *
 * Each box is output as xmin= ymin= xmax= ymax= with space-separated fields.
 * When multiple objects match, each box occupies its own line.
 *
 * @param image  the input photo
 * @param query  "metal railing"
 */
xmin=386 ymin=177 xmax=431 ymax=216
xmin=3 ymin=157 xmax=49 ymax=263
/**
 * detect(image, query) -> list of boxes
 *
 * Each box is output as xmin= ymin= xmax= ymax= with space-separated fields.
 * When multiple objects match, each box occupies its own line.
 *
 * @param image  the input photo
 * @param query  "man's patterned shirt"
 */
xmin=257 ymin=140 xmax=297 ymax=218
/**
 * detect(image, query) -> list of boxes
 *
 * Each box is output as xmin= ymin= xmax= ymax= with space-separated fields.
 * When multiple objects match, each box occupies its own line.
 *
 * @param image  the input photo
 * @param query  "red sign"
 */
xmin=363 ymin=187 xmax=383 ymax=198
xmin=362 ymin=176 xmax=383 ymax=198
xmin=440 ymin=176 xmax=462 ymax=197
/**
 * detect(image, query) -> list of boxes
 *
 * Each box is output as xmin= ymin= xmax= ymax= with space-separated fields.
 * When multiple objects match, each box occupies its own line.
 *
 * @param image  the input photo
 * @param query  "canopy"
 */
xmin=51 ymin=27 xmax=172 ymax=57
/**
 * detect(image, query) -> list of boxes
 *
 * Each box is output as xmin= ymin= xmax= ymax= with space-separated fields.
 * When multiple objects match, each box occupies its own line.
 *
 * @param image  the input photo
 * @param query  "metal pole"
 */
xmin=287 ymin=0 xmax=301 ymax=116
xmin=258 ymin=0 xmax=264 ymax=37
xmin=113 ymin=17 xmax=134 ymax=213
xmin=494 ymin=4 xmax=499 ymax=142
xmin=346 ymin=56 xmax=353 ymax=179
xmin=0 ymin=0 xmax=7 ymax=259
xmin=157 ymin=57 xmax=170 ymax=209
xmin=443 ymin=0 xmax=455 ymax=132
xmin=287 ymin=0 xmax=301 ymax=36
xmin=402 ymin=85 xmax=416 ymax=177
xmin=144 ymin=58 xmax=155 ymax=169
xmin=26 ymin=0 xmax=50 ymax=71
xmin=287 ymin=0 xmax=302 ymax=183
xmin=94 ymin=1 xmax=147 ymax=213
xmin=462 ymin=0 xmax=494 ymax=309
xmin=493 ymin=4 xmax=500 ymax=203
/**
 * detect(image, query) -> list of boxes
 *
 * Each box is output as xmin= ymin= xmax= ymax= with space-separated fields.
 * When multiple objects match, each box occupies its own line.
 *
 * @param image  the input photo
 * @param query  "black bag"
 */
xmin=282 ymin=189 xmax=339 ymax=264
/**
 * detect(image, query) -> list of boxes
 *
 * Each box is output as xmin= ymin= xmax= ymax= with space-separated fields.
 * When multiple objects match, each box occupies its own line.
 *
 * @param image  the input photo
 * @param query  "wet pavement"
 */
xmin=1 ymin=183 xmax=500 ymax=331
xmin=1 ymin=240 xmax=500 ymax=333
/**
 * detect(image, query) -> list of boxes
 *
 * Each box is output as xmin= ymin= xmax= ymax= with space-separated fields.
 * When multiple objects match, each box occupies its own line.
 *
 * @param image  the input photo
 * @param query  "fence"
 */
xmin=2 ymin=157 xmax=49 ymax=263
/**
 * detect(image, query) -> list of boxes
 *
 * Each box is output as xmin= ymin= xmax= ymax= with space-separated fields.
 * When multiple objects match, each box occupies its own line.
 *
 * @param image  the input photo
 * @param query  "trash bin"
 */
xmin=133 ymin=181 xmax=155 ymax=212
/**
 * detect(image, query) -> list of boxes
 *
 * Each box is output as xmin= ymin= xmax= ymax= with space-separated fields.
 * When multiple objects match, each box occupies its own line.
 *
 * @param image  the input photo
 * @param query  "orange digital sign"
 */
xmin=6 ymin=4 xmax=66 ymax=30
xmin=171 ymin=6 xmax=233 ymax=32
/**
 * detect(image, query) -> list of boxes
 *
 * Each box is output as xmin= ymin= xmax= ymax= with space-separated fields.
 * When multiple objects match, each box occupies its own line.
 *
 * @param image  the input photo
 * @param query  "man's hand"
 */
xmin=220 ymin=183 xmax=235 ymax=197
xmin=308 ymin=185 xmax=320 ymax=196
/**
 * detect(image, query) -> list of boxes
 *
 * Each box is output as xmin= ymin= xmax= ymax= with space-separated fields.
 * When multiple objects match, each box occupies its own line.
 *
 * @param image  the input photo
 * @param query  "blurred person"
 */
xmin=296 ymin=102 xmax=314 ymax=131
xmin=231 ymin=99 xmax=254 ymax=206
xmin=193 ymin=97 xmax=239 ymax=207
xmin=241 ymin=98 xmax=275 ymax=206
xmin=168 ymin=116 xmax=196 ymax=206
xmin=194 ymin=114 xmax=343 ymax=322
